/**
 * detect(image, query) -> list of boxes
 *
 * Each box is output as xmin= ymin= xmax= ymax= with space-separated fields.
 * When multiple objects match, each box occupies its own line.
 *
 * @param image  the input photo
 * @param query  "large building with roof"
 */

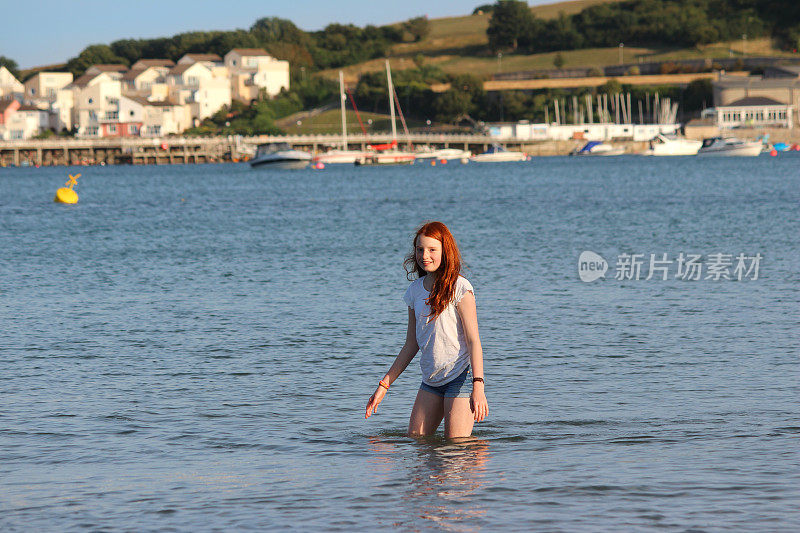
xmin=713 ymin=70 xmax=800 ymax=128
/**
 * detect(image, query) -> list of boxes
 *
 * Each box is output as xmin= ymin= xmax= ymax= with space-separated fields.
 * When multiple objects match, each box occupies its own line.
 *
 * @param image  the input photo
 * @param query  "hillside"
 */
xmin=321 ymin=0 xmax=794 ymax=82
xmin=391 ymin=0 xmax=624 ymax=57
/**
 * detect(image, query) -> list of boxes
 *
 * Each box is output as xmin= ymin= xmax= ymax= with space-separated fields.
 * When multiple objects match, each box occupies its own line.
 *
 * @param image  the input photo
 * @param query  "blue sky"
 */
xmin=1 ymin=0 xmax=555 ymax=69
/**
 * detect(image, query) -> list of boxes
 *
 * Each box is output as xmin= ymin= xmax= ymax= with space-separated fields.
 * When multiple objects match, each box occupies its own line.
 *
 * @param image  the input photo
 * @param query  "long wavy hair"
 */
xmin=403 ymin=221 xmax=462 ymax=319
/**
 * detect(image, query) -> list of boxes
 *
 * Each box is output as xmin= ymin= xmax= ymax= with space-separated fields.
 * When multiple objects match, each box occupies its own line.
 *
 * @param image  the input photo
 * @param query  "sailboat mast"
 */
xmin=339 ymin=70 xmax=347 ymax=150
xmin=385 ymin=60 xmax=397 ymax=142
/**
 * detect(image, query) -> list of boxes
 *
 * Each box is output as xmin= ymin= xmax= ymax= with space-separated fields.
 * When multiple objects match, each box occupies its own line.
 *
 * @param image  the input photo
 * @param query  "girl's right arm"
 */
xmin=365 ymin=307 xmax=418 ymax=419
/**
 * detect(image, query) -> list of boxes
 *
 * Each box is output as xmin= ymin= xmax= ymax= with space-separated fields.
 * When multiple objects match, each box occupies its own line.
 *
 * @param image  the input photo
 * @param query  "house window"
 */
xmin=89 ymin=111 xmax=98 ymax=121
xmin=149 ymin=125 xmax=161 ymax=135
xmin=105 ymin=111 xmax=119 ymax=120
xmin=88 ymin=97 xmax=93 ymax=104
xmin=11 ymin=130 xmax=24 ymax=139
xmin=30 ymin=88 xmax=36 ymax=95
xmin=130 ymin=110 xmax=135 ymax=117
xmin=86 ymin=126 xmax=98 ymax=136
xmin=129 ymin=124 xmax=139 ymax=135
xmin=108 ymin=124 xmax=117 ymax=134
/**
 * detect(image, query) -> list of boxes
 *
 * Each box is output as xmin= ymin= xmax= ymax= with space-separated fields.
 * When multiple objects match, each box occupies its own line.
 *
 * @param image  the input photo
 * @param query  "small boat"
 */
xmin=698 ymin=137 xmax=763 ymax=157
xmin=355 ymin=143 xmax=416 ymax=165
xmin=313 ymin=149 xmax=367 ymax=165
xmin=570 ymin=141 xmax=625 ymax=156
xmin=470 ymin=145 xmax=528 ymax=163
xmin=640 ymin=134 xmax=702 ymax=156
xmin=250 ymin=142 xmax=311 ymax=169
xmin=414 ymin=147 xmax=472 ymax=163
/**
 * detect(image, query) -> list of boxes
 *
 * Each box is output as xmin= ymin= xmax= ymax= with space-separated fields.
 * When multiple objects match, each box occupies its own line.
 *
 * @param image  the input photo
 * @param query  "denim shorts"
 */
xmin=419 ymin=366 xmax=471 ymax=398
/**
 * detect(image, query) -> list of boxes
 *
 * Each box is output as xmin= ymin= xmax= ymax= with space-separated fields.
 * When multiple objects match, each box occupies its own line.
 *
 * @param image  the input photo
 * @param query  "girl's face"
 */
xmin=416 ymin=234 xmax=443 ymax=274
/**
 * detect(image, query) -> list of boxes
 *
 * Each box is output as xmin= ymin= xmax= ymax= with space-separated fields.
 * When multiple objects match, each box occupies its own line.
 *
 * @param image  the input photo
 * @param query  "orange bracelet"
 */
xmin=379 ymin=379 xmax=390 ymax=390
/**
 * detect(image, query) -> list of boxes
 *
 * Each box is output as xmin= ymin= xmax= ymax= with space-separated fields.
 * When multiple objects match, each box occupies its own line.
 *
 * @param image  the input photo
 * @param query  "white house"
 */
xmin=0 ymin=104 xmax=49 ymax=140
xmin=0 ymin=66 xmax=24 ymax=99
xmin=68 ymin=71 xmax=122 ymax=137
xmin=224 ymin=48 xmax=289 ymax=101
xmin=116 ymin=95 xmax=191 ymax=137
xmin=167 ymin=62 xmax=231 ymax=120
xmin=122 ymin=65 xmax=171 ymax=98
xmin=24 ymin=72 xmax=73 ymax=102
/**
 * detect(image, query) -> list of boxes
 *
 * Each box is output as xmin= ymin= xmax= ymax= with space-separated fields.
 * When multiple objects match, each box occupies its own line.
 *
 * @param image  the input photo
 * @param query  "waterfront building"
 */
xmin=68 ymin=72 xmax=122 ymax=138
xmin=713 ymin=72 xmax=800 ymax=128
xmin=122 ymin=64 xmax=172 ymax=97
xmin=23 ymin=72 xmax=73 ymax=102
xmin=0 ymin=103 xmax=49 ymax=140
xmin=114 ymin=96 xmax=191 ymax=137
xmin=166 ymin=62 xmax=232 ymax=121
xmin=224 ymin=49 xmax=289 ymax=101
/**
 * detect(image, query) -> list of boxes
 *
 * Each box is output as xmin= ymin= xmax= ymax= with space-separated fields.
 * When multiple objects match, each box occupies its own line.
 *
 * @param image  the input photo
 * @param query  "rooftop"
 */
xmin=228 ymin=48 xmax=270 ymax=57
xmin=86 ymin=64 xmax=128 ymax=73
xmin=131 ymin=59 xmax=175 ymax=68
xmin=723 ymin=96 xmax=787 ymax=107
xmin=181 ymin=53 xmax=222 ymax=62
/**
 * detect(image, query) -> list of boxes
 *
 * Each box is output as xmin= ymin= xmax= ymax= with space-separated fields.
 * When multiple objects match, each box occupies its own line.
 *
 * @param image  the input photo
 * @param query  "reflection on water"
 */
xmin=369 ymin=436 xmax=490 ymax=531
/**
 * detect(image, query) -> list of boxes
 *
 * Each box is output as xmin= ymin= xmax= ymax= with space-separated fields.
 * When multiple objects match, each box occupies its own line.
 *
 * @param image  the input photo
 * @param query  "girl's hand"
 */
xmin=365 ymin=386 xmax=387 ymax=419
xmin=471 ymin=389 xmax=488 ymax=422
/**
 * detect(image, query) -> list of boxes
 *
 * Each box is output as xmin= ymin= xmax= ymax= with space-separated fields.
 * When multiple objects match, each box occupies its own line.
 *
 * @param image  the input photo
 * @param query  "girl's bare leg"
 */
xmin=444 ymin=397 xmax=475 ymax=439
xmin=408 ymin=389 xmax=444 ymax=437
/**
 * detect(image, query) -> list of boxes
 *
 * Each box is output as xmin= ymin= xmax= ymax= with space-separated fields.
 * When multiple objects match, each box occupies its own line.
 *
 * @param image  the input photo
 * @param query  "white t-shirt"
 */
xmin=403 ymin=275 xmax=475 ymax=386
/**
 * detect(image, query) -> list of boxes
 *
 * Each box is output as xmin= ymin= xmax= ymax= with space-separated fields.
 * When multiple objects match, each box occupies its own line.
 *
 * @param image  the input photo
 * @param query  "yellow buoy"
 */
xmin=55 ymin=173 xmax=80 ymax=204
xmin=55 ymin=187 xmax=79 ymax=203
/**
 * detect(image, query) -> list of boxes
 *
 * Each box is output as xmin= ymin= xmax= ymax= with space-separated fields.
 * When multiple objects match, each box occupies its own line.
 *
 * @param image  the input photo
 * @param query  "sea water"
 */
xmin=1 ymin=156 xmax=798 ymax=531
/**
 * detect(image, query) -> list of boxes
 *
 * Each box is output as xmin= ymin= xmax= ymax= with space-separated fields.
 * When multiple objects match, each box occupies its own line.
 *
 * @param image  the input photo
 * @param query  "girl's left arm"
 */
xmin=457 ymin=291 xmax=488 ymax=422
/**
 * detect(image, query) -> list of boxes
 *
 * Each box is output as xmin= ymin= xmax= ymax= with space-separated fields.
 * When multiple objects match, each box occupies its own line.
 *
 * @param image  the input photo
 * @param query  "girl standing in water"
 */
xmin=365 ymin=221 xmax=488 ymax=439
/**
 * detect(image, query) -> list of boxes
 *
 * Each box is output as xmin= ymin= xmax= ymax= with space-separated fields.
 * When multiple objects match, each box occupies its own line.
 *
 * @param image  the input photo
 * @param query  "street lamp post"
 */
xmin=619 ymin=43 xmax=624 ymax=65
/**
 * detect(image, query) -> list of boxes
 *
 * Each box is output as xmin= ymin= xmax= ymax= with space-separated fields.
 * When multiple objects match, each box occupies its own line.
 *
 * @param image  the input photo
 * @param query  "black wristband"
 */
xmin=472 ymin=377 xmax=484 ymax=383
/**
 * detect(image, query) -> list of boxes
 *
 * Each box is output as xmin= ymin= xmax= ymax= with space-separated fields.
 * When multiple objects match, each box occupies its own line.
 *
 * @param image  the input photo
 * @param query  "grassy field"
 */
xmin=319 ymin=0 xmax=794 ymax=83
xmin=275 ymin=109 xmax=426 ymax=135
xmin=323 ymin=38 xmax=793 ymax=84
xmin=390 ymin=0 xmax=624 ymax=57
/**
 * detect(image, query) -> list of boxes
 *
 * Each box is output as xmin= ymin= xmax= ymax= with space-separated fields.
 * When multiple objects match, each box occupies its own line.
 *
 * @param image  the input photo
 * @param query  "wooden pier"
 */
xmin=0 ymin=133 xmax=508 ymax=168
xmin=0 ymin=137 xmax=239 ymax=167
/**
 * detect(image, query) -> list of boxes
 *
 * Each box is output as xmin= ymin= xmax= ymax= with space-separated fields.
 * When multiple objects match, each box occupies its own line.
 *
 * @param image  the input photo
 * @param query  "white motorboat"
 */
xmin=470 ymin=145 xmax=528 ymax=163
xmin=571 ymin=141 xmax=625 ymax=156
xmin=698 ymin=137 xmax=763 ymax=157
xmin=250 ymin=142 xmax=311 ymax=169
xmin=313 ymin=149 xmax=367 ymax=165
xmin=640 ymin=134 xmax=702 ymax=156
xmin=414 ymin=147 xmax=472 ymax=163
xmin=312 ymin=71 xmax=366 ymax=165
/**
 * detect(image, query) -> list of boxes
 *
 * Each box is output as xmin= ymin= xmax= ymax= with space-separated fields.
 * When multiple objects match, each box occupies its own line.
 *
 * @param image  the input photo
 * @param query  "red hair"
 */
xmin=403 ymin=221 xmax=462 ymax=319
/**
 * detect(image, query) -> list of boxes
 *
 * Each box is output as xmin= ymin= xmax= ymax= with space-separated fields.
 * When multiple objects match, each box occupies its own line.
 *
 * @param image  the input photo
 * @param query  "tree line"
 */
xmin=488 ymin=0 xmax=800 ymax=54
xmin=60 ymin=16 xmax=429 ymax=79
